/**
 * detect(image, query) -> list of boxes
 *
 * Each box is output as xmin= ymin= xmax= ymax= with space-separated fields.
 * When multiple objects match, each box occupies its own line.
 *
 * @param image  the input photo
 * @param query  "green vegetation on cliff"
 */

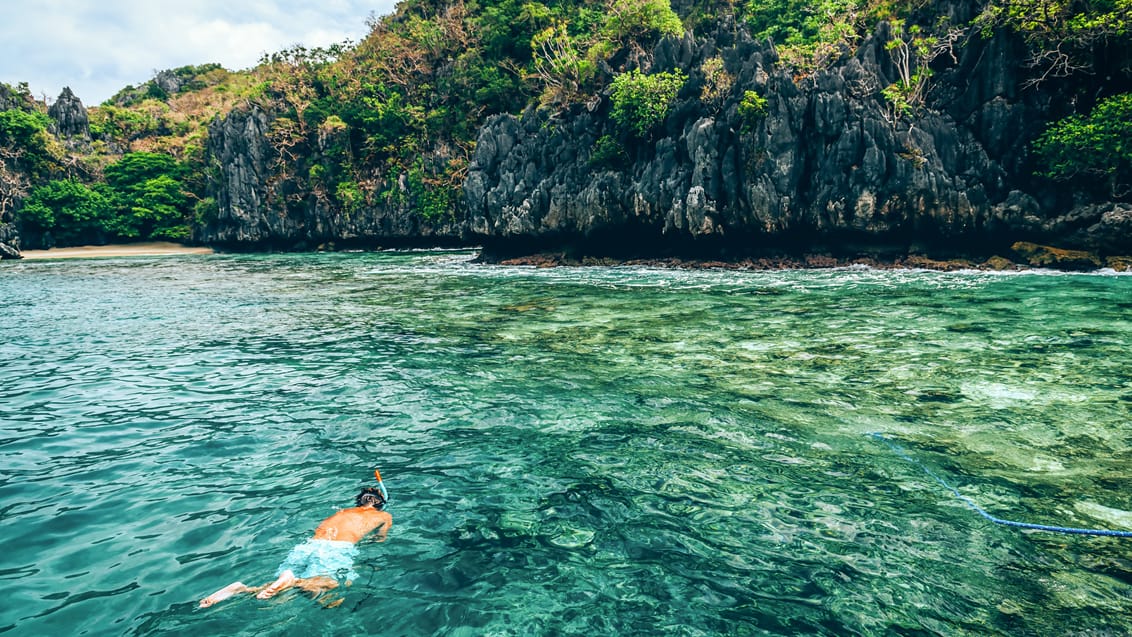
xmin=1034 ymin=92 xmax=1132 ymax=197
xmin=610 ymin=69 xmax=687 ymax=136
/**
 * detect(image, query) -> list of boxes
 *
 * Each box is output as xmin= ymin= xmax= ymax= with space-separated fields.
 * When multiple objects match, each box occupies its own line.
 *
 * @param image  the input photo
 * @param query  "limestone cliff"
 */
xmin=464 ymin=19 xmax=1132 ymax=260
xmin=197 ymin=104 xmax=463 ymax=250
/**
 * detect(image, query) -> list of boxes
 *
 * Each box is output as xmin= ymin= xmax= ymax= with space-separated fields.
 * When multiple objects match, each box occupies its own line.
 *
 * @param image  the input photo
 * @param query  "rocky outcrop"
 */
xmin=197 ymin=105 xmax=462 ymax=249
xmin=0 ymin=222 xmax=21 ymax=259
xmin=464 ymin=20 xmax=1129 ymax=260
xmin=152 ymin=70 xmax=184 ymax=97
xmin=48 ymin=87 xmax=90 ymax=141
xmin=198 ymin=107 xmax=272 ymax=245
xmin=1011 ymin=241 xmax=1102 ymax=270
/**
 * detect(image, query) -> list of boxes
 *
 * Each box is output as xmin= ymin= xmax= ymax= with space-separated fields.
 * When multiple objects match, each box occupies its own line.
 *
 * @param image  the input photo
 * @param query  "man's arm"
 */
xmin=375 ymin=512 xmax=392 ymax=542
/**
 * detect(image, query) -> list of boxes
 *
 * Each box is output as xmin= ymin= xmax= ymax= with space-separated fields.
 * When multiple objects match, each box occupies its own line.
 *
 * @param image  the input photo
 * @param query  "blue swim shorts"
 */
xmin=275 ymin=539 xmax=359 ymax=581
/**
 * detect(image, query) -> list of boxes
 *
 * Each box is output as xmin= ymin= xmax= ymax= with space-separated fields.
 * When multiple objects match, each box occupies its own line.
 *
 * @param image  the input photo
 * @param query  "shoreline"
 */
xmin=485 ymin=250 xmax=1132 ymax=273
xmin=9 ymin=242 xmax=1130 ymax=272
xmin=16 ymin=242 xmax=214 ymax=260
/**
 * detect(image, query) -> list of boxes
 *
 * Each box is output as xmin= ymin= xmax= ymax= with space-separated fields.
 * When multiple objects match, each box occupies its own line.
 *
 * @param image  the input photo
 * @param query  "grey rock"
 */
xmin=464 ymin=16 xmax=1129 ymax=257
xmin=0 ymin=240 xmax=20 ymax=259
xmin=153 ymin=70 xmax=183 ymax=97
xmin=48 ymin=87 xmax=90 ymax=140
xmin=0 ymin=222 xmax=21 ymax=259
xmin=198 ymin=104 xmax=462 ymax=248
xmin=1061 ymin=203 xmax=1132 ymax=253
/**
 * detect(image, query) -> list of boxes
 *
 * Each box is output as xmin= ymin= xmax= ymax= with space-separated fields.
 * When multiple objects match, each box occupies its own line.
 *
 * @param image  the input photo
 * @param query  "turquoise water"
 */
xmin=2 ymin=251 xmax=1131 ymax=636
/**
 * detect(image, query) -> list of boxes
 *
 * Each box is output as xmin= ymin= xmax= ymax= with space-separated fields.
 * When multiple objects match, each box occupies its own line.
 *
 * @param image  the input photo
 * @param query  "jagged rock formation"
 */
xmin=0 ymin=222 xmax=19 ymax=259
xmin=198 ymin=106 xmax=462 ymax=249
xmin=152 ymin=70 xmax=183 ymax=97
xmin=47 ymin=87 xmax=90 ymax=141
xmin=464 ymin=20 xmax=1131 ymax=260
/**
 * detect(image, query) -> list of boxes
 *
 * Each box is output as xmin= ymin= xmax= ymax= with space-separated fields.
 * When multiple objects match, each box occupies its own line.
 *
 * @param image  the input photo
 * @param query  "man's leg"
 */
xmin=255 ymin=569 xmax=297 ymax=599
xmin=199 ymin=581 xmax=250 ymax=608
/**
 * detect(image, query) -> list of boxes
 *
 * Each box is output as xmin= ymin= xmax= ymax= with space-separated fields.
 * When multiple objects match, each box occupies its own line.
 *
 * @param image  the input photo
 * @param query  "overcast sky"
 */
xmin=0 ymin=0 xmax=399 ymax=106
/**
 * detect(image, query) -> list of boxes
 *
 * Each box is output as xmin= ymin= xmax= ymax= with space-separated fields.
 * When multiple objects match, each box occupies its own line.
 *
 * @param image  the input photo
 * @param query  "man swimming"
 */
xmin=199 ymin=487 xmax=392 ymax=608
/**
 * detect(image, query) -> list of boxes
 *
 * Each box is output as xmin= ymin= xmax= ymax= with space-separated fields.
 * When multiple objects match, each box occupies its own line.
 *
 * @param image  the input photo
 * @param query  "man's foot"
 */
xmin=256 ymin=570 xmax=296 ymax=600
xmin=199 ymin=582 xmax=247 ymax=608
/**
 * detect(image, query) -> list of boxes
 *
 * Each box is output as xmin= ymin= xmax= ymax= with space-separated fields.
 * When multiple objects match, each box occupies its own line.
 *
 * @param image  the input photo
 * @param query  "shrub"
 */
xmin=609 ymin=69 xmax=687 ymax=137
xmin=603 ymin=0 xmax=684 ymax=43
xmin=102 ymin=152 xmax=192 ymax=239
xmin=588 ymin=134 xmax=628 ymax=169
xmin=737 ymin=90 xmax=768 ymax=131
xmin=336 ymin=180 xmax=365 ymax=213
xmin=17 ymin=179 xmax=115 ymax=244
xmin=0 ymin=109 xmax=54 ymax=176
xmin=1033 ymin=92 xmax=1132 ymax=197
xmin=740 ymin=0 xmax=865 ymax=71
xmin=699 ymin=56 xmax=734 ymax=111
xmin=193 ymin=196 xmax=218 ymax=224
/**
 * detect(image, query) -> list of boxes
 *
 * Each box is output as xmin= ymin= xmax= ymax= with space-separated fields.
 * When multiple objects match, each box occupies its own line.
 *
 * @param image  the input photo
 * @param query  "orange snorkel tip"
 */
xmin=374 ymin=468 xmax=389 ymax=501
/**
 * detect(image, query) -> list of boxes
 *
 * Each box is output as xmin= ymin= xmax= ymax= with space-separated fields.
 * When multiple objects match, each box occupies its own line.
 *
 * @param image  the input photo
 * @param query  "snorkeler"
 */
xmin=199 ymin=487 xmax=392 ymax=608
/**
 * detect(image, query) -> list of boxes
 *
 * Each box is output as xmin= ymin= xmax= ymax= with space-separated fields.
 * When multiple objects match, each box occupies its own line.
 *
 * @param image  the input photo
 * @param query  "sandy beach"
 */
xmin=17 ymin=242 xmax=214 ymax=260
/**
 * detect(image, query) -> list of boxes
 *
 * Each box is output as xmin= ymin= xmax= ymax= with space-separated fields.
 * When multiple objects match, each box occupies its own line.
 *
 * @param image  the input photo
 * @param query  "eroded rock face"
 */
xmin=0 ymin=83 xmax=36 ymax=112
xmin=195 ymin=10 xmax=1128 ymax=260
xmin=197 ymin=105 xmax=463 ymax=249
xmin=0 ymin=222 xmax=21 ymax=259
xmin=199 ymin=107 xmax=273 ymax=245
xmin=464 ymin=21 xmax=1129 ymax=259
xmin=48 ymin=87 xmax=90 ymax=140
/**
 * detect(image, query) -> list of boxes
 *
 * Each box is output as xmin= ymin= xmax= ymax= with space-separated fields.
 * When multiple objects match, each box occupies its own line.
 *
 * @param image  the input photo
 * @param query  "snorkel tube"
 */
xmin=374 ymin=468 xmax=389 ymax=502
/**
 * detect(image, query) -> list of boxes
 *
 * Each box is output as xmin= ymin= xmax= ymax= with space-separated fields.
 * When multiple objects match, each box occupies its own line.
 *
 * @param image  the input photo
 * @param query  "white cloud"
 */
xmin=0 ymin=0 xmax=397 ymax=105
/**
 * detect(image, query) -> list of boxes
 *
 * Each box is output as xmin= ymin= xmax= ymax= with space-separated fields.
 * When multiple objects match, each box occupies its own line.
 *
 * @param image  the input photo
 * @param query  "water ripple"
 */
xmin=1 ymin=252 xmax=1130 ymax=635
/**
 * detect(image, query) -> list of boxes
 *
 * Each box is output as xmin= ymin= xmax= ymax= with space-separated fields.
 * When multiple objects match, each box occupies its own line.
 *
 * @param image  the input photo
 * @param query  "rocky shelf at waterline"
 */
xmin=479 ymin=242 xmax=1132 ymax=272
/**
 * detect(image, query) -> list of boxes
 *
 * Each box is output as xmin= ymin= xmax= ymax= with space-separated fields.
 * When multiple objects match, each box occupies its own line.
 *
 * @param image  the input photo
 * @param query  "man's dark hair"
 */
xmin=356 ymin=487 xmax=386 ymax=510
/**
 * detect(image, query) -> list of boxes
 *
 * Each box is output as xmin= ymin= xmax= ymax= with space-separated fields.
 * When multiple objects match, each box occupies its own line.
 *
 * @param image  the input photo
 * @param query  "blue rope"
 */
xmin=868 ymin=433 xmax=1132 ymax=538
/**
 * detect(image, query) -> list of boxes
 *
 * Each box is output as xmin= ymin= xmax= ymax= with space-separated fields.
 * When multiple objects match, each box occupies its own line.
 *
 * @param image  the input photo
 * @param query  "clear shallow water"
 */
xmin=2 ymin=251 xmax=1131 ymax=636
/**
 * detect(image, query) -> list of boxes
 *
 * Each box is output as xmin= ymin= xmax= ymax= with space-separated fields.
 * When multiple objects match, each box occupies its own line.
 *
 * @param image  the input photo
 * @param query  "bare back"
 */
xmin=312 ymin=506 xmax=392 ymax=544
